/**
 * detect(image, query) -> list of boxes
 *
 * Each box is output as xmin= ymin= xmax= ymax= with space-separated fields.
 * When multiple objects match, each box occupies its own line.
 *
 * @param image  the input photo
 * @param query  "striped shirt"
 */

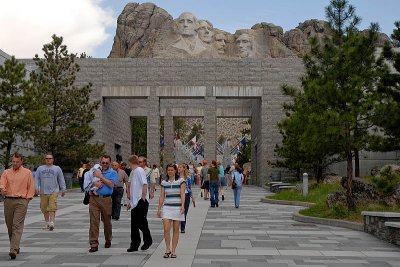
xmin=161 ymin=177 xmax=185 ymax=207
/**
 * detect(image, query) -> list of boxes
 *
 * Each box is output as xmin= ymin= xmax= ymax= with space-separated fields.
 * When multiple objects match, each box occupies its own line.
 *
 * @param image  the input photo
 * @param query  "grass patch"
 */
xmin=267 ymin=182 xmax=400 ymax=223
xmin=300 ymin=201 xmax=400 ymax=223
xmin=268 ymin=182 xmax=341 ymax=203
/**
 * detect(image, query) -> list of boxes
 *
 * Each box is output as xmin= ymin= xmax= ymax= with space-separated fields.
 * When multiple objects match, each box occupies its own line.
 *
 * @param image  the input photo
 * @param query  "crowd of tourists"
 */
xmin=0 ymin=152 xmax=246 ymax=260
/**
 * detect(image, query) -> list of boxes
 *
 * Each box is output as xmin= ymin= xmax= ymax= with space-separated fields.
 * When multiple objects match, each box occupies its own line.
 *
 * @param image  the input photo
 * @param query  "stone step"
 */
xmin=385 ymin=221 xmax=400 ymax=228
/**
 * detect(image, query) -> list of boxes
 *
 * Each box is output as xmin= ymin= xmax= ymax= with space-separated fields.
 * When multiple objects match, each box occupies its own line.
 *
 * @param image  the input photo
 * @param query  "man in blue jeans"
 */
xmin=207 ymin=160 xmax=220 ymax=207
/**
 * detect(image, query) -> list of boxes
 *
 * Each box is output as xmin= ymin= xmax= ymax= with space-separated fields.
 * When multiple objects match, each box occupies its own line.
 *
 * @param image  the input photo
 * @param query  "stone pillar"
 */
xmin=147 ymin=92 xmax=160 ymax=167
xmin=163 ymin=108 xmax=174 ymax=166
xmin=204 ymin=87 xmax=217 ymax=161
xmin=261 ymin=89 xmax=281 ymax=185
xmin=251 ymin=98 xmax=262 ymax=186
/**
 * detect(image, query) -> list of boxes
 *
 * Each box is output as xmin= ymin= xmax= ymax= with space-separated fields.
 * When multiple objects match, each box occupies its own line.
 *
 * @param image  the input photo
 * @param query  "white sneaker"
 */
xmin=48 ymin=222 xmax=54 ymax=231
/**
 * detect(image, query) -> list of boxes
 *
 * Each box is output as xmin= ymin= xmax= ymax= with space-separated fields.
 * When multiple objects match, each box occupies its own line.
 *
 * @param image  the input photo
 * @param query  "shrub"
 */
xmin=371 ymin=166 xmax=400 ymax=196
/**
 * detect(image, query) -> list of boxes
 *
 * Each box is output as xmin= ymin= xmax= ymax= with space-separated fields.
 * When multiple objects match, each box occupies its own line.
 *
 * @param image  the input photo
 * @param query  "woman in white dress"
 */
xmin=157 ymin=163 xmax=186 ymax=258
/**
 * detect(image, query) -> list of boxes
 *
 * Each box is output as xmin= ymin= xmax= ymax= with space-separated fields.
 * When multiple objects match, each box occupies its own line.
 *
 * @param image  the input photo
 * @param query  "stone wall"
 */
xmin=75 ymin=58 xmax=303 ymax=184
xmin=363 ymin=212 xmax=400 ymax=246
xmin=0 ymin=49 xmax=10 ymax=65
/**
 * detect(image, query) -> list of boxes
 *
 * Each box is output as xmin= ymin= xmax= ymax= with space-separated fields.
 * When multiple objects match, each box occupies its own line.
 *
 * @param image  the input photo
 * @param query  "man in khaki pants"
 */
xmin=0 ymin=152 xmax=35 ymax=260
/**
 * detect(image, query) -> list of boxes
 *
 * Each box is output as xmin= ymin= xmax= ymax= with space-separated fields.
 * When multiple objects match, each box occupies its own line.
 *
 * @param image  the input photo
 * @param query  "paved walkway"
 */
xmin=0 ymin=185 xmax=399 ymax=266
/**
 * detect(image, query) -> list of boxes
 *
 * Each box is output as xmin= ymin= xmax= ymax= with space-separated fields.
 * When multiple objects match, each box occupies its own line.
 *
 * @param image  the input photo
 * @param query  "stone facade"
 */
xmin=26 ymin=57 xmax=303 ymax=185
xmin=0 ymin=49 xmax=9 ymax=65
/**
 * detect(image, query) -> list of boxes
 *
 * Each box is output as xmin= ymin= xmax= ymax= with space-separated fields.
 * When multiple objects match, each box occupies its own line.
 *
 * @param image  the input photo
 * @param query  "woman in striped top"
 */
xmin=157 ymin=163 xmax=186 ymax=258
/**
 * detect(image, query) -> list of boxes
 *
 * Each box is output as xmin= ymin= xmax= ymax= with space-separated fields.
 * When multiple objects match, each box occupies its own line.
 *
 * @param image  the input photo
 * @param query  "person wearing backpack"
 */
xmin=231 ymin=164 xmax=244 ymax=208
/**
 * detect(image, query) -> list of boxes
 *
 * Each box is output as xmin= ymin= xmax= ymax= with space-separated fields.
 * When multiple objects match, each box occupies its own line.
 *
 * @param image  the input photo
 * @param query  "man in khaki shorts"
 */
xmin=34 ymin=153 xmax=66 ymax=231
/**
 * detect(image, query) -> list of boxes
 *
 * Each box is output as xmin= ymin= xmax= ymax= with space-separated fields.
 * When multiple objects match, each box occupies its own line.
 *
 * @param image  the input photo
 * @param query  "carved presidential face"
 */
xmin=198 ymin=20 xmax=213 ymax=43
xmin=176 ymin=12 xmax=198 ymax=37
xmin=236 ymin=33 xmax=253 ymax=58
xmin=214 ymin=33 xmax=227 ymax=54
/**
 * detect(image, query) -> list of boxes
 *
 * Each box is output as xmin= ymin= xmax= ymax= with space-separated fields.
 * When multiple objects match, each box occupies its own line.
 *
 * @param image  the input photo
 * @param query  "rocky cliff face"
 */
xmin=108 ymin=3 xmax=172 ymax=58
xmin=109 ymin=3 xmax=391 ymax=59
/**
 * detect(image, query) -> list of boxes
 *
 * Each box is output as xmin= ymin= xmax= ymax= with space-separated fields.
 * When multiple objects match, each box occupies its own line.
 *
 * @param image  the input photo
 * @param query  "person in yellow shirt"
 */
xmin=0 ymin=152 xmax=35 ymax=260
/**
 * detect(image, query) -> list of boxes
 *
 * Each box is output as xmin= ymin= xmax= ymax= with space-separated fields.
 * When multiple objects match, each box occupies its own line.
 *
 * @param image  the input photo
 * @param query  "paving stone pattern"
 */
xmin=0 ymin=185 xmax=399 ymax=266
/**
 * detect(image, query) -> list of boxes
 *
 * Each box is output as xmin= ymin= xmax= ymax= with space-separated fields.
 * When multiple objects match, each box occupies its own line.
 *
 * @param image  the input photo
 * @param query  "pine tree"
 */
xmin=30 ymin=35 xmax=103 ymax=169
xmin=275 ymin=86 xmax=342 ymax=182
xmin=0 ymin=56 xmax=49 ymax=168
xmin=278 ymin=0 xmax=381 ymax=211
xmin=372 ymin=22 xmax=400 ymax=150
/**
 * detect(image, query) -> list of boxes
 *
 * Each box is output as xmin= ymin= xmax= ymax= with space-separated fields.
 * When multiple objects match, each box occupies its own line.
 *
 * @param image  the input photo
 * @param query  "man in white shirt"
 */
xmin=126 ymin=155 xmax=152 ymax=252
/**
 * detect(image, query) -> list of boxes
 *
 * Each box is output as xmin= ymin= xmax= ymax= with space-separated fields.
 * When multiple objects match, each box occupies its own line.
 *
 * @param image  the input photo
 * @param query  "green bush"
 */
xmin=331 ymin=204 xmax=348 ymax=218
xmin=371 ymin=166 xmax=400 ymax=196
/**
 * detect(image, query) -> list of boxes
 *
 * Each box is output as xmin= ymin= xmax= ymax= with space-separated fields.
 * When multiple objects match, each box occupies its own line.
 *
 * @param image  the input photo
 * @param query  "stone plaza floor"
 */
xmin=0 ymin=185 xmax=399 ymax=266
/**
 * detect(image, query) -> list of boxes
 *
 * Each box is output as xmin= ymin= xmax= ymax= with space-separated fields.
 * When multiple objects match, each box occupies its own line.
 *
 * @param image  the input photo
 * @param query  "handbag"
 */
xmin=231 ymin=176 xmax=237 ymax=189
xmin=83 ymin=191 xmax=90 ymax=205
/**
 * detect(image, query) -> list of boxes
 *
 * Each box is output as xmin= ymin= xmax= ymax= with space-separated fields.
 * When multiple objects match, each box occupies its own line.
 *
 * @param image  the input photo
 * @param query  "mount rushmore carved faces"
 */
xmin=236 ymin=33 xmax=255 ymax=58
xmin=214 ymin=32 xmax=227 ymax=55
xmin=176 ymin=12 xmax=198 ymax=37
xmin=198 ymin=20 xmax=213 ymax=44
xmin=172 ymin=12 xmax=208 ymax=55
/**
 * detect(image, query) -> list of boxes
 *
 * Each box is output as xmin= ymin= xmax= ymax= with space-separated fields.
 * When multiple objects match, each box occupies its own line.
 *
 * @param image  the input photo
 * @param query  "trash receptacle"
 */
xmin=247 ymin=175 xmax=251 ymax=185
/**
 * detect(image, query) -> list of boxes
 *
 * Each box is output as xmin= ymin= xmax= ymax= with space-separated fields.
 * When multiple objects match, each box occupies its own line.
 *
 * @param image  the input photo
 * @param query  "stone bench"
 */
xmin=361 ymin=211 xmax=400 ymax=246
xmin=270 ymin=183 xmax=293 ymax=193
xmin=385 ymin=221 xmax=400 ymax=245
xmin=268 ymin=182 xmax=284 ymax=191
xmin=276 ymin=185 xmax=297 ymax=193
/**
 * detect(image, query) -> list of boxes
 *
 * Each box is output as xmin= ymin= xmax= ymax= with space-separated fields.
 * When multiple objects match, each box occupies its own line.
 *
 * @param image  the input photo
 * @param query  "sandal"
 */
xmin=163 ymin=251 xmax=171 ymax=258
xmin=171 ymin=253 xmax=177 ymax=258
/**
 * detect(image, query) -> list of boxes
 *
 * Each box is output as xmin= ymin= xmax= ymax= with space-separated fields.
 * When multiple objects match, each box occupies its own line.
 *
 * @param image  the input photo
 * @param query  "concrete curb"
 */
xmin=293 ymin=210 xmax=364 ymax=231
xmin=261 ymin=197 xmax=363 ymax=231
xmin=261 ymin=197 xmax=314 ymax=207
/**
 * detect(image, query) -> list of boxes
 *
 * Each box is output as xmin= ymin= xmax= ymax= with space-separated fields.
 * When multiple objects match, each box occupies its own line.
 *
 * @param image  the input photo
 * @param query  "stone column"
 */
xmin=261 ymin=94 xmax=273 ymax=185
xmin=251 ymin=99 xmax=262 ymax=186
xmin=163 ymin=108 xmax=174 ymax=166
xmin=204 ymin=87 xmax=217 ymax=161
xmin=147 ymin=92 xmax=160 ymax=167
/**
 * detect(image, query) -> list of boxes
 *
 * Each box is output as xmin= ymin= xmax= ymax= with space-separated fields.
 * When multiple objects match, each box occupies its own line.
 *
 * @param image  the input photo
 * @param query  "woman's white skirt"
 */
xmin=162 ymin=205 xmax=185 ymax=221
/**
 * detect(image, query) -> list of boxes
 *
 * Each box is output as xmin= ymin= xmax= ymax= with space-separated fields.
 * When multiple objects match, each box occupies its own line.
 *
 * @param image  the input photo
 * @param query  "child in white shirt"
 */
xmin=83 ymin=164 xmax=102 ymax=195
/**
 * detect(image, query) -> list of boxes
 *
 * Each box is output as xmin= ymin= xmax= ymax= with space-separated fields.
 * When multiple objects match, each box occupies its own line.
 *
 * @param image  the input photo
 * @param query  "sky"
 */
xmin=1 ymin=0 xmax=399 ymax=59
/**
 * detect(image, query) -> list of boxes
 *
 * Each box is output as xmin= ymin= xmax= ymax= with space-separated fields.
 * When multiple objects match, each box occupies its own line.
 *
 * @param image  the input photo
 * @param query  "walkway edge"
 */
xmin=261 ymin=197 xmax=314 ymax=207
xmin=261 ymin=197 xmax=363 ymax=231
xmin=293 ymin=210 xmax=363 ymax=231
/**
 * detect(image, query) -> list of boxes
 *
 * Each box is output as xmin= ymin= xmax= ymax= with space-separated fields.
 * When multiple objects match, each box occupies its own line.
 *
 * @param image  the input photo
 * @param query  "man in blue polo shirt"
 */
xmin=88 ymin=155 xmax=117 ymax=253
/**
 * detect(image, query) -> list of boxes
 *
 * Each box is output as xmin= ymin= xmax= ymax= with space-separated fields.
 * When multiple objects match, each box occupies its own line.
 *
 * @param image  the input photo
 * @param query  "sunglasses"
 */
xmin=138 ymin=161 xmax=144 ymax=163
xmin=101 ymin=162 xmax=110 ymax=165
xmin=45 ymin=158 xmax=53 ymax=160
